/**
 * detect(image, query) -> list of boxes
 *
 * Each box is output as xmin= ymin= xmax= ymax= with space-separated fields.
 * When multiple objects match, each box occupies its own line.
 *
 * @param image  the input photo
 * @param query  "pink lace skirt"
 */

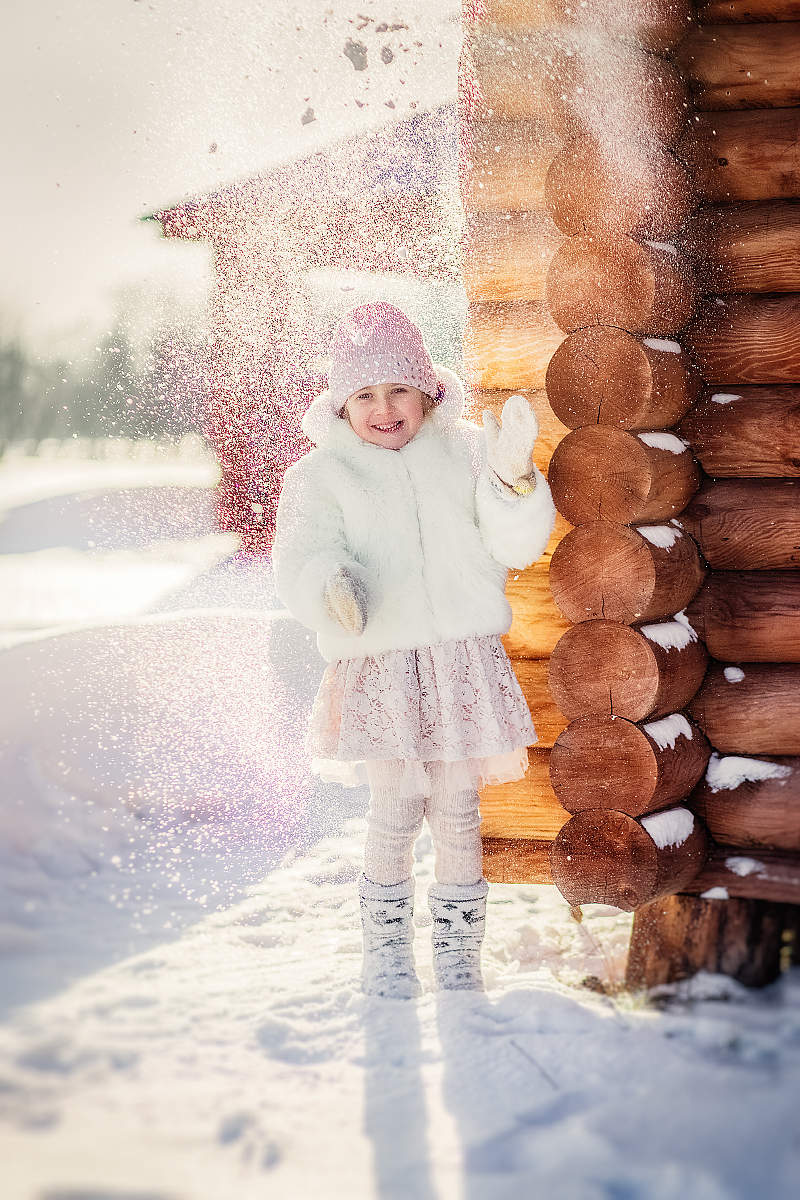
xmin=306 ymin=633 xmax=538 ymax=797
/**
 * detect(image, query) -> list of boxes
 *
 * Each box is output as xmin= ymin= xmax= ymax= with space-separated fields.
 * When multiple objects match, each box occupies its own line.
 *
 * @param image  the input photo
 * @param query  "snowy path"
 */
xmin=2 ymin=452 xmax=800 ymax=1199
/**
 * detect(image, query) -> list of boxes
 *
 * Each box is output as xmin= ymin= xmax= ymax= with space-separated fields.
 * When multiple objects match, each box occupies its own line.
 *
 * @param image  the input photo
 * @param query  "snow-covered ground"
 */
xmin=2 ymin=445 xmax=800 ymax=1200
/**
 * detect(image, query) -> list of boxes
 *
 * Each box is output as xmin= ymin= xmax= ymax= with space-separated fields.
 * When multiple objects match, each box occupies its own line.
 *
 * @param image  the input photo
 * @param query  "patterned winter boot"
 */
xmin=428 ymin=878 xmax=489 ymax=991
xmin=358 ymin=873 xmax=422 ymax=1000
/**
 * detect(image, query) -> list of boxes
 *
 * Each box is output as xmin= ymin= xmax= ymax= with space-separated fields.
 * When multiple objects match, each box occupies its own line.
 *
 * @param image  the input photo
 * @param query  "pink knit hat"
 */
xmin=326 ymin=302 xmax=444 ymax=413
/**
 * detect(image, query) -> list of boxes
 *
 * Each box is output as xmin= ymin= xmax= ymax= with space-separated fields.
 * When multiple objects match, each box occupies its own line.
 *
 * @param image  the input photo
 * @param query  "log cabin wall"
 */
xmin=648 ymin=0 xmax=800 ymax=984
xmin=459 ymin=0 xmax=573 ymax=871
xmin=461 ymin=0 xmax=800 ymax=986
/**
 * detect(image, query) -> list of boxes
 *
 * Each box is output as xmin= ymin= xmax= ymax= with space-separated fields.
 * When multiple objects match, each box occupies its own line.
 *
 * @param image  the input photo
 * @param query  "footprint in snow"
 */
xmin=217 ymin=1109 xmax=281 ymax=1170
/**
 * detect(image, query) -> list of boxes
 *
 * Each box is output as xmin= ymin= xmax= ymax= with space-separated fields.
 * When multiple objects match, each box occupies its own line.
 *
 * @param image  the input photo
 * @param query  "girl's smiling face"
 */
xmin=341 ymin=382 xmax=433 ymax=448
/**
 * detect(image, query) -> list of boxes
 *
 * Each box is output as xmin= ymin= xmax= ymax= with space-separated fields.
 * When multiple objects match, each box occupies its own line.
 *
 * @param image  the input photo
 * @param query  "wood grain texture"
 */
xmin=680 ymin=479 xmax=800 ymax=568
xmin=549 ymin=520 xmax=706 ymax=625
xmin=691 ymin=756 xmax=800 ymax=850
xmin=479 ymin=748 xmax=569 ymax=840
xmin=513 ymin=657 xmax=569 ymax=747
xmin=626 ymin=893 xmax=785 ymax=988
xmin=686 ymin=295 xmax=800 ymax=384
xmin=502 ymin=510 xmax=571 ymax=660
xmin=476 ymin=0 xmax=694 ymax=50
xmin=465 ymin=119 xmax=561 ymax=213
xmin=548 ymin=426 xmax=700 ymax=525
xmin=464 ymin=211 xmax=564 ymax=303
xmin=544 ymin=140 xmax=694 ymax=238
xmin=676 ymin=22 xmax=800 ymax=109
xmin=550 ymin=806 xmax=709 ymax=909
xmin=677 ymin=109 xmax=800 ymax=202
xmin=549 ymin=619 xmax=709 ymax=722
xmin=546 ymin=326 xmax=701 ymax=431
xmin=466 ymin=301 xmax=565 ymax=390
xmin=697 ymin=0 xmax=800 ymax=19
xmin=677 ymin=386 xmax=800 ymax=476
xmin=550 ymin=713 xmax=711 ymax=816
xmin=546 ymin=235 xmax=696 ymax=336
xmin=481 ymin=837 xmax=554 ymax=885
xmin=680 ymin=201 xmax=800 ymax=293
xmin=503 ymin=564 xmax=572 ymax=659
xmin=688 ymin=662 xmax=800 ymax=754
xmin=687 ymin=571 xmax=800 ymax=661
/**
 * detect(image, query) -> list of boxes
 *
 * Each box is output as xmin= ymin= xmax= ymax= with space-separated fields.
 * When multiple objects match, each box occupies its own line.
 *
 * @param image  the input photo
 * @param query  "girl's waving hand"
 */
xmin=482 ymin=394 xmax=539 ymax=496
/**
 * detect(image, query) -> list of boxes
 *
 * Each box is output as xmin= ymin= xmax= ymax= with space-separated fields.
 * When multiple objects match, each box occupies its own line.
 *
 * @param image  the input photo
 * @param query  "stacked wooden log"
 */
xmin=655 ymin=0 xmax=800 ymax=985
xmin=460 ymin=0 xmax=570 ymax=849
xmin=465 ymin=0 xmax=718 ymax=913
xmin=464 ymin=0 xmax=800 ymax=986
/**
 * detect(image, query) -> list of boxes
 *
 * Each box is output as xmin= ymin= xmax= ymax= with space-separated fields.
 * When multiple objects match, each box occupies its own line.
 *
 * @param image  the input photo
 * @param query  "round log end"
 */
xmin=550 ymin=521 xmax=657 ymax=624
xmin=545 ymin=326 xmax=700 ymax=431
xmin=544 ymin=141 xmax=694 ymax=239
xmin=550 ymin=715 xmax=659 ymax=815
xmin=548 ymin=621 xmax=659 ymax=721
xmin=550 ymin=810 xmax=659 ymax=910
xmin=548 ymin=427 xmax=651 ymax=524
xmin=551 ymin=806 xmax=710 ymax=910
xmin=545 ymin=235 xmax=694 ymax=336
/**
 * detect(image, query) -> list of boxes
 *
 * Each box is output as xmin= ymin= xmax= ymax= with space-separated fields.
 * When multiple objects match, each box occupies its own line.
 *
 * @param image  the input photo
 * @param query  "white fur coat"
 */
xmin=272 ymin=365 xmax=556 ymax=663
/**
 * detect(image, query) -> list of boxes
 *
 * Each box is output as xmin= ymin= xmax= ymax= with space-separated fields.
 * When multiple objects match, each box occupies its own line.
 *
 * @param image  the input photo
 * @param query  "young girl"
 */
xmin=272 ymin=302 xmax=555 ymax=998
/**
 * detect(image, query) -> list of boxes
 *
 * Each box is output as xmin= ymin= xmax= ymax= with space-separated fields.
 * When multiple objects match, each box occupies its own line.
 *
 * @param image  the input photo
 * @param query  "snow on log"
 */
xmin=545 ymin=326 xmax=701 ymax=431
xmin=680 ymin=479 xmax=800 ymax=568
xmin=676 ymin=23 xmax=800 ymax=110
xmin=691 ymin=752 xmax=799 ymax=850
xmin=466 ymin=301 xmax=564 ymax=391
xmin=677 ymin=110 xmax=800 ymax=203
xmin=549 ymin=806 xmax=709 ymax=909
xmin=465 ymin=118 xmax=560 ymax=213
xmin=686 ymin=295 xmax=800 ymax=384
xmin=475 ymin=0 xmax=694 ymax=52
xmin=545 ymin=235 xmax=696 ymax=335
xmin=676 ymin=386 xmax=800 ymax=477
xmin=544 ymin=139 xmax=694 ymax=238
xmin=548 ymin=618 xmax=709 ymax=721
xmin=680 ymin=202 xmax=800 ymax=294
xmin=549 ymin=520 xmax=706 ymax=624
xmin=465 ymin=211 xmax=563 ymax=303
xmin=626 ymin=892 xmax=786 ymax=989
xmin=547 ymin=426 xmax=700 ymax=525
xmin=688 ymin=662 xmax=800 ymax=755
xmin=686 ymin=572 xmax=800 ymax=661
xmin=550 ymin=712 xmax=711 ymax=816
xmin=685 ymin=845 xmax=800 ymax=905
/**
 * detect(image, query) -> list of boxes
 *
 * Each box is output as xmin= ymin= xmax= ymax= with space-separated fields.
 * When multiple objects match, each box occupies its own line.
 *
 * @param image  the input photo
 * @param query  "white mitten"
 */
xmin=323 ymin=565 xmax=368 ymax=635
xmin=482 ymin=394 xmax=540 ymax=496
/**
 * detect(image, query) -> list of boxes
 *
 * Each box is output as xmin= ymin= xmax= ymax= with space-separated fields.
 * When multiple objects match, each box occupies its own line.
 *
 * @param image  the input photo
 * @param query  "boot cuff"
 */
xmin=428 ymin=878 xmax=489 ymax=903
xmin=358 ymin=873 xmax=415 ymax=902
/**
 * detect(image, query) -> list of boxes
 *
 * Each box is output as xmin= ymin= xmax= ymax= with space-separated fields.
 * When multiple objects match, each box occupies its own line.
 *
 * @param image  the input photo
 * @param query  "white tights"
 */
xmin=363 ymin=759 xmax=483 ymax=886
